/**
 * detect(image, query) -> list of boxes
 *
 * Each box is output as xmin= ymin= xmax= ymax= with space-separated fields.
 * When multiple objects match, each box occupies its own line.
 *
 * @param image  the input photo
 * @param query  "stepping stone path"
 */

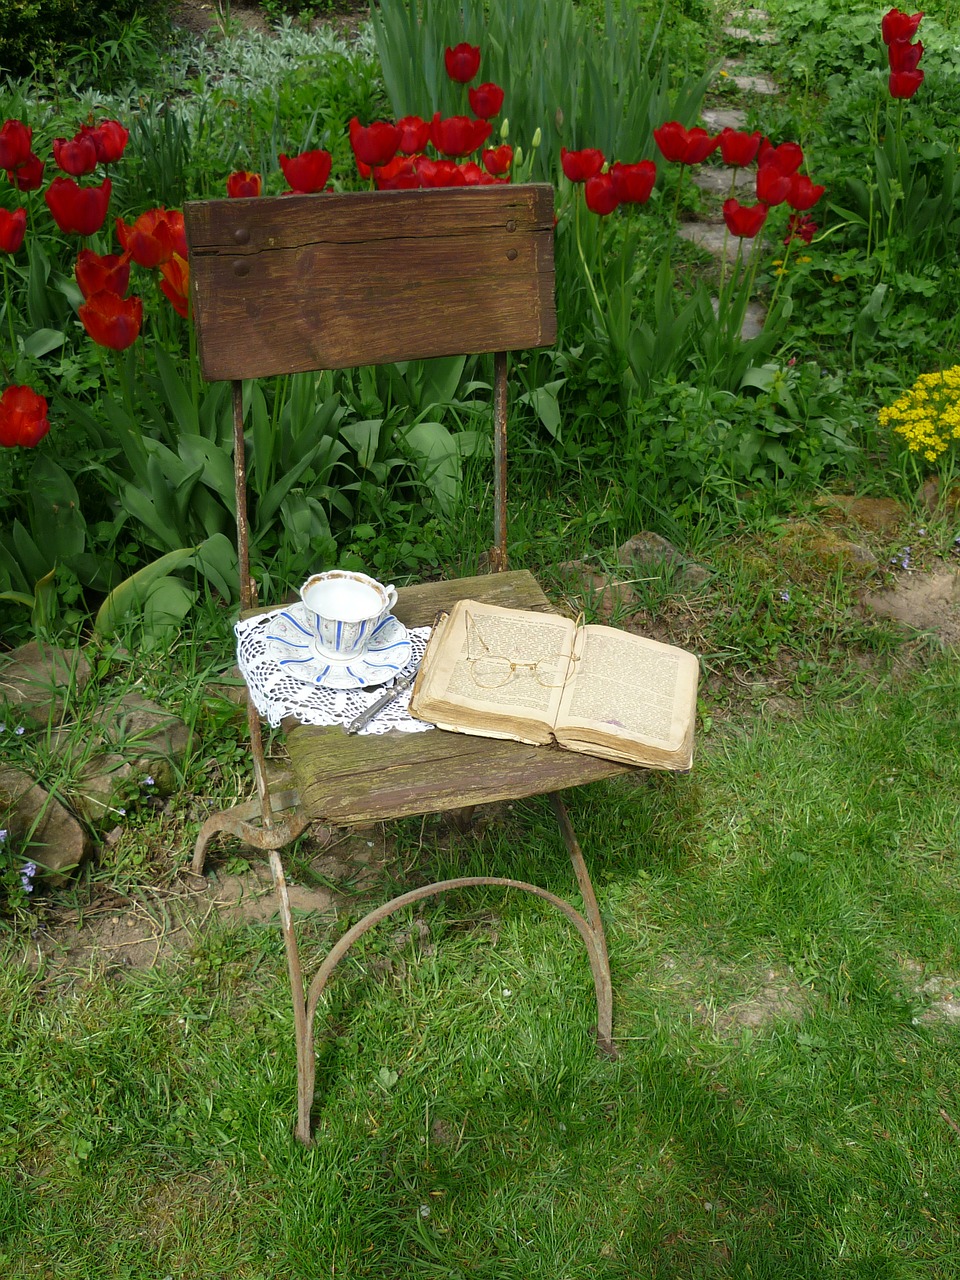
xmin=723 ymin=6 xmax=778 ymax=43
xmin=720 ymin=58 xmax=778 ymax=97
xmin=680 ymin=7 xmax=780 ymax=337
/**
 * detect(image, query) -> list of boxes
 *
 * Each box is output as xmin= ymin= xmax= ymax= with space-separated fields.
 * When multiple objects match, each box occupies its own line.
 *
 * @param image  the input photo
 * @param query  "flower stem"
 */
xmin=574 ymin=191 xmax=605 ymax=325
xmin=668 ymin=167 xmax=686 ymax=267
xmin=1 ymin=258 xmax=17 ymax=380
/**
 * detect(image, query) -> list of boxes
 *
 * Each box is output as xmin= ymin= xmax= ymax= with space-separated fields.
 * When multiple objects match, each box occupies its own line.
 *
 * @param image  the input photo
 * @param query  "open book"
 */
xmin=408 ymin=599 xmax=699 ymax=770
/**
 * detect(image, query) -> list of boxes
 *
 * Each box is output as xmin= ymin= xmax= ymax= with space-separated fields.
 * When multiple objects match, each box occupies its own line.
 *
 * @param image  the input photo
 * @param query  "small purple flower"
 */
xmin=14 ymin=726 xmax=24 ymax=736
xmin=0 ymin=723 xmax=5 ymax=733
xmin=117 ymin=807 xmax=126 ymax=817
xmin=142 ymin=775 xmax=155 ymax=788
xmin=779 ymin=590 xmax=790 ymax=602
xmin=0 ymin=829 xmax=6 ymax=842
xmin=20 ymin=862 xmax=37 ymax=894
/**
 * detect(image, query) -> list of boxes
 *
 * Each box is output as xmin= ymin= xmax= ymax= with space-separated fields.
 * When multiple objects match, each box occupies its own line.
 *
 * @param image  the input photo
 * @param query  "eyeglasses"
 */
xmin=464 ymin=610 xmax=577 ymax=690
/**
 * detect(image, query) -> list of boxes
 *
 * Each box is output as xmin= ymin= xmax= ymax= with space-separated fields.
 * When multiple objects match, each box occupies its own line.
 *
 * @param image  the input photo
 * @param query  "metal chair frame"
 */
xmin=185 ymin=186 xmax=622 ymax=1144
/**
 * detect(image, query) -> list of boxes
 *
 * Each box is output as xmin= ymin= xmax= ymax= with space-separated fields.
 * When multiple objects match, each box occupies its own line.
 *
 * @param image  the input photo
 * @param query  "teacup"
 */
xmin=299 ymin=570 xmax=398 ymax=661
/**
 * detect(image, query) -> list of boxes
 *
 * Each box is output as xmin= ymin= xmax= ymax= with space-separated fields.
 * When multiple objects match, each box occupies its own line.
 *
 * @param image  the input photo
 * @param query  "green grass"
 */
xmin=2 ymin=0 xmax=960 ymax=1271
xmin=2 ymin=656 xmax=959 ymax=1276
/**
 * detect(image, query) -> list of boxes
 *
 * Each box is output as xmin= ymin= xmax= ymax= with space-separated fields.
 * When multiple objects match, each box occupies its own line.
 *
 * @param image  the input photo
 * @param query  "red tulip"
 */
xmin=415 ymin=158 xmax=467 ymax=188
xmin=584 ymin=172 xmax=619 ymax=215
xmin=0 ymin=119 xmax=32 ymax=171
xmin=86 ymin=119 xmax=129 ymax=164
xmin=482 ymin=144 xmax=513 ymax=177
xmin=278 ymin=148 xmax=332 ymax=193
xmin=159 ymin=254 xmax=190 ymax=318
xmin=609 ymin=160 xmax=656 ymax=204
xmin=889 ymin=69 xmax=924 ymax=97
xmin=0 ymin=206 xmax=26 ymax=254
xmin=116 ymin=207 xmax=177 ymax=268
xmin=784 ymin=213 xmax=817 ymax=246
xmin=373 ymin=155 xmax=421 ymax=190
xmin=881 ymin=8 xmax=923 ymax=44
xmin=167 ymin=209 xmax=188 ymax=259
xmin=654 ymin=121 xmax=718 ymax=165
xmin=430 ymin=113 xmax=491 ymax=158
xmin=787 ymin=174 xmax=825 ymax=212
xmin=226 ymin=170 xmax=262 ymax=198
xmin=75 ymin=249 xmax=131 ymax=299
xmin=722 ymin=197 xmax=769 ymax=238
xmin=468 ymin=82 xmax=505 ymax=119
xmin=349 ymin=117 xmax=401 ymax=169
xmin=444 ymin=42 xmax=481 ymax=83
xmin=560 ymin=146 xmax=605 ymax=183
xmin=396 ymin=115 xmax=431 ymax=155
xmin=756 ymin=164 xmax=792 ymax=206
xmin=53 ymin=132 xmax=99 ymax=177
xmin=7 ymin=151 xmax=44 ymax=191
xmin=718 ymin=127 xmax=762 ymax=168
xmin=757 ymin=139 xmax=804 ymax=175
xmin=888 ymin=37 xmax=923 ymax=72
xmin=0 ymin=385 xmax=49 ymax=448
xmin=45 ymin=176 xmax=112 ymax=235
xmin=79 ymin=289 xmax=143 ymax=349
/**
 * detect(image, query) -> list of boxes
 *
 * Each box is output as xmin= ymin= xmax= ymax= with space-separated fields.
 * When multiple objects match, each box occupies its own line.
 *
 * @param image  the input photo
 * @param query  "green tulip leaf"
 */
xmin=22 ymin=328 xmax=66 ymax=359
xmin=93 ymin=547 xmax=198 ymax=638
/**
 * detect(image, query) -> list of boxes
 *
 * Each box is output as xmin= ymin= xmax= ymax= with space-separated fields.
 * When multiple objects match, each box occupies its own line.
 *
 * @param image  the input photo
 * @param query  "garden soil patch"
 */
xmin=24 ymin=826 xmax=394 ymax=974
xmin=864 ymin=566 xmax=960 ymax=649
xmin=172 ymin=0 xmax=368 ymax=40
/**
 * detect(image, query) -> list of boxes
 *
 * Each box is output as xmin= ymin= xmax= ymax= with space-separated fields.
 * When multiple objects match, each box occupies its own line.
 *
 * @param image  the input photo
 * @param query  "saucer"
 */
xmin=262 ymin=609 xmax=413 ymax=690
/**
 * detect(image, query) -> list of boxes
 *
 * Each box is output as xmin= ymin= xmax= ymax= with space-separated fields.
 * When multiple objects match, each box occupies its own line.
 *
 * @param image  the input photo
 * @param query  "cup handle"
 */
xmin=384 ymin=584 xmax=398 ymax=613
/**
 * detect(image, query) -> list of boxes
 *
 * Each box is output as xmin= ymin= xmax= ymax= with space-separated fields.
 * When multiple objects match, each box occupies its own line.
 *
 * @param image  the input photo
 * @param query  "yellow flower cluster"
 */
xmin=878 ymin=366 xmax=960 ymax=462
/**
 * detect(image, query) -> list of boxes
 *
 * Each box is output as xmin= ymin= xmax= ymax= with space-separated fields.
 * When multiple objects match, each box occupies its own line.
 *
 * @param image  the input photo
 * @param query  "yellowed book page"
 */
xmin=414 ymin=600 xmax=574 ymax=726
xmin=557 ymin=626 xmax=698 ymax=752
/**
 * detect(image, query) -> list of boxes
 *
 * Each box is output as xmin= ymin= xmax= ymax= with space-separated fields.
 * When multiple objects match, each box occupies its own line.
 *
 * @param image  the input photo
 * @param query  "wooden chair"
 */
xmin=184 ymin=186 xmax=629 ymax=1144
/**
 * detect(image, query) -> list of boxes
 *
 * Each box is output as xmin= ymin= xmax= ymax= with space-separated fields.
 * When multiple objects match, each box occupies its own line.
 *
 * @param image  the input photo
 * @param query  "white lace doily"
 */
xmin=235 ymin=606 xmax=435 ymax=734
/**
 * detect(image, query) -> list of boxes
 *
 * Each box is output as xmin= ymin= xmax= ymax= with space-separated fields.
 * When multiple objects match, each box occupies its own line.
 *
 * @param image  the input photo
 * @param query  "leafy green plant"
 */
xmin=0 ymin=2 xmax=173 ymax=85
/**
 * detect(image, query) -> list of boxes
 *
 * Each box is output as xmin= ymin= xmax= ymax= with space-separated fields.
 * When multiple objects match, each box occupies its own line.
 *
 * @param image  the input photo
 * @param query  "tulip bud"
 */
xmin=531 ymin=127 xmax=542 ymax=149
xmin=514 ymin=146 xmax=524 ymax=168
xmin=500 ymin=118 xmax=510 ymax=140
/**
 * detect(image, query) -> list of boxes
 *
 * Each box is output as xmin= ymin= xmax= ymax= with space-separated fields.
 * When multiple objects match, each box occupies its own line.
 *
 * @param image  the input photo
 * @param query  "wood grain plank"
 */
xmin=185 ymin=186 xmax=556 ymax=381
xmin=288 ymin=720 xmax=626 ymax=824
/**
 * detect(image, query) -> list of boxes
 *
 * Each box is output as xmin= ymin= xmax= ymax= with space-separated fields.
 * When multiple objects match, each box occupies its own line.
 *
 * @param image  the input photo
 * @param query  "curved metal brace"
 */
xmin=190 ymin=788 xmax=309 ymax=876
xmin=295 ymin=874 xmax=614 ymax=1144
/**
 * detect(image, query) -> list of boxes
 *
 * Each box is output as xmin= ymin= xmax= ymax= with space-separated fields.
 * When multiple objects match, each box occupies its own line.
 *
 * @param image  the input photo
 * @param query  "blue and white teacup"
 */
xmin=299 ymin=570 xmax=398 ymax=661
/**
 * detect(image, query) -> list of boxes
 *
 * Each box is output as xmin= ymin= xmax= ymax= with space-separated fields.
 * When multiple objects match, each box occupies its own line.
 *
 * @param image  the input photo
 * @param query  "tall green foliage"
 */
xmin=371 ymin=0 xmax=714 ymax=178
xmin=0 ymin=0 xmax=173 ymax=80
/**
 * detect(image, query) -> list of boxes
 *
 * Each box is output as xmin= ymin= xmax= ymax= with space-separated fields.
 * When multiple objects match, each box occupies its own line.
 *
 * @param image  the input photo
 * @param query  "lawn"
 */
xmin=1 ymin=0 xmax=959 ymax=1274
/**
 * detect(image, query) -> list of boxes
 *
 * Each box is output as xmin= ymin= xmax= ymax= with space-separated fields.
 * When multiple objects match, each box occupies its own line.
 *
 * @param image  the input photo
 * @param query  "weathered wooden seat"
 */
xmin=184 ymin=186 xmax=627 ymax=1144
xmin=285 ymin=571 xmax=626 ymax=823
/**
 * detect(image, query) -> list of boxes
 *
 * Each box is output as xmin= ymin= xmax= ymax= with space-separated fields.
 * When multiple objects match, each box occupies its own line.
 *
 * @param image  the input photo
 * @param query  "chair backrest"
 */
xmin=184 ymin=185 xmax=556 ymax=380
xmin=184 ymin=184 xmax=556 ymax=587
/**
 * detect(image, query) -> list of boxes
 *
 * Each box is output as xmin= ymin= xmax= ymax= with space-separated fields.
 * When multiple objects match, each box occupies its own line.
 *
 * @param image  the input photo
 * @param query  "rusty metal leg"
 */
xmin=296 ymin=875 xmax=609 ymax=1145
xmin=548 ymin=792 xmax=615 ymax=1058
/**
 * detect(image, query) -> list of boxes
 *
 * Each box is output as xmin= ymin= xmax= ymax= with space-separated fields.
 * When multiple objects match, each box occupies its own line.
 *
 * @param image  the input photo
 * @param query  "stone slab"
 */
xmin=692 ymin=166 xmax=754 ymax=194
xmin=679 ymin=220 xmax=763 ymax=266
xmin=701 ymin=107 xmax=748 ymax=132
xmin=0 ymin=643 xmax=91 ymax=724
xmin=724 ymin=25 xmax=777 ymax=43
